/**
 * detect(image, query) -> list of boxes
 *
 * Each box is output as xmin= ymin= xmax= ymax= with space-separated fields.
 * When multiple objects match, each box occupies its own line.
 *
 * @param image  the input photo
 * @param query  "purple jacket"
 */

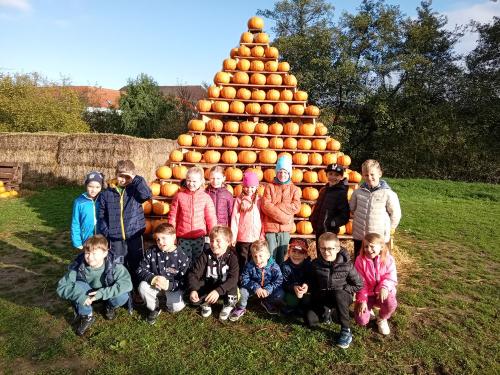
xmin=206 ymin=185 xmax=234 ymax=226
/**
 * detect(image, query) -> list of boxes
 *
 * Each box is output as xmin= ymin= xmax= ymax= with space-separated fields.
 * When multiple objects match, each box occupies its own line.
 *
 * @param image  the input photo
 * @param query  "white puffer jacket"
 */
xmin=349 ymin=180 xmax=401 ymax=242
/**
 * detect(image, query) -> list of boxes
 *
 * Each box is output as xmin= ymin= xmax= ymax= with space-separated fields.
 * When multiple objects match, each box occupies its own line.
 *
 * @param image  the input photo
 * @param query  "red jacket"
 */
xmin=261 ymin=182 xmax=301 ymax=233
xmin=168 ymin=188 xmax=217 ymax=239
xmin=354 ymin=253 xmax=397 ymax=303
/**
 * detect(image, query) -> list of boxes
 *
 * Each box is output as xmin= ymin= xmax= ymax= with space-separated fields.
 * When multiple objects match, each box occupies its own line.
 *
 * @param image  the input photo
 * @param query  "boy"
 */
xmin=229 ymin=240 xmax=284 ymax=321
xmin=98 ymin=160 xmax=152 ymax=287
xmin=261 ymin=156 xmax=301 ymax=265
xmin=187 ymin=226 xmax=239 ymax=321
xmin=304 ymin=232 xmax=363 ymax=349
xmin=349 ymin=159 xmax=401 ymax=258
xmin=136 ymin=223 xmax=190 ymax=324
xmin=56 ymin=235 xmax=132 ymax=336
xmin=280 ymin=238 xmax=312 ymax=315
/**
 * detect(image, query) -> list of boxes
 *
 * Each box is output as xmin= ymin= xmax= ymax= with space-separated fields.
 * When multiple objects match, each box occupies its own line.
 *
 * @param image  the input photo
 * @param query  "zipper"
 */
xmin=92 ymin=199 xmax=97 ymax=235
xmin=119 ymin=189 xmax=126 ymax=240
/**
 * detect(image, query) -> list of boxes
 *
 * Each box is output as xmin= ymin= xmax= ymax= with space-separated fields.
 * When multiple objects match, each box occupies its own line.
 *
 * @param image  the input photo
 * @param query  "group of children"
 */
xmin=58 ymin=156 xmax=401 ymax=349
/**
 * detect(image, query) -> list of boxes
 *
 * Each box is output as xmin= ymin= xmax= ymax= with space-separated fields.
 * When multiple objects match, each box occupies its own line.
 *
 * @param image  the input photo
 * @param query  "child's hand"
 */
xmin=379 ymin=287 xmax=389 ymax=303
xmin=84 ymin=291 xmax=97 ymax=306
xmin=205 ymin=290 xmax=220 ymax=304
xmin=256 ymin=288 xmax=269 ymax=298
xmin=356 ymin=301 xmax=368 ymax=316
xmin=156 ymin=276 xmax=169 ymax=290
xmin=190 ymin=291 xmax=199 ymax=303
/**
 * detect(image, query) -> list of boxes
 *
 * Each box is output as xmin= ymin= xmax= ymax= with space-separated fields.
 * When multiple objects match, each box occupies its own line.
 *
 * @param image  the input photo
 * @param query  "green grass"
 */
xmin=0 ymin=181 xmax=499 ymax=375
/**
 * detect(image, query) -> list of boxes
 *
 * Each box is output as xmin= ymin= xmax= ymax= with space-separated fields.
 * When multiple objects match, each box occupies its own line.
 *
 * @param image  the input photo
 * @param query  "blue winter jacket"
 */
xmin=241 ymin=257 xmax=283 ymax=294
xmin=98 ymin=176 xmax=152 ymax=241
xmin=71 ymin=193 xmax=100 ymax=248
xmin=280 ymin=258 xmax=312 ymax=294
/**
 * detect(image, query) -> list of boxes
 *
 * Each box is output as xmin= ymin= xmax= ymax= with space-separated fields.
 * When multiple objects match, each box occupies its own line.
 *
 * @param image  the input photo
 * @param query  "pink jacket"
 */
xmin=168 ymin=188 xmax=217 ymax=239
xmin=354 ymin=253 xmax=398 ymax=302
xmin=230 ymin=195 xmax=263 ymax=244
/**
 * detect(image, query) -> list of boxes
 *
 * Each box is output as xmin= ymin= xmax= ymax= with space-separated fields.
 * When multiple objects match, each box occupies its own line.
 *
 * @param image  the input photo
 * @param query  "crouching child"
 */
xmin=56 ymin=235 xmax=132 ymax=336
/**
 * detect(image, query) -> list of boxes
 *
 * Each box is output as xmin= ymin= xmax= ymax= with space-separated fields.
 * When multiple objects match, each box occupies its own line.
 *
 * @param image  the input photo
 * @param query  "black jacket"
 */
xmin=280 ymin=258 xmax=312 ymax=294
xmin=310 ymin=180 xmax=349 ymax=235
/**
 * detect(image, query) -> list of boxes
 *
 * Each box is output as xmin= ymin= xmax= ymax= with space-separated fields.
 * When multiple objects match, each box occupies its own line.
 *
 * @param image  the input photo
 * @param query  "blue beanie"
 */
xmin=275 ymin=156 xmax=292 ymax=175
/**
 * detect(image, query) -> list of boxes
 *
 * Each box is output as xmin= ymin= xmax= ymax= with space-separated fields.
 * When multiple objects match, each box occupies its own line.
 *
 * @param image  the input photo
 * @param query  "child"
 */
xmin=355 ymin=233 xmax=398 ymax=335
xmin=310 ymin=163 xmax=349 ymax=241
xmin=136 ymin=223 xmax=190 ymax=324
xmin=280 ymin=238 xmax=312 ymax=315
xmin=206 ymin=166 xmax=234 ymax=226
xmin=230 ymin=171 xmax=263 ymax=273
xmin=168 ymin=166 xmax=217 ymax=262
xmin=261 ymin=156 xmax=301 ymax=265
xmin=56 ymin=235 xmax=132 ymax=336
xmin=98 ymin=160 xmax=152 ymax=287
xmin=229 ymin=240 xmax=284 ymax=321
xmin=304 ymin=232 xmax=363 ymax=349
xmin=187 ymin=226 xmax=239 ymax=320
xmin=71 ymin=171 xmax=104 ymax=249
xmin=350 ymin=159 xmax=401 ymax=258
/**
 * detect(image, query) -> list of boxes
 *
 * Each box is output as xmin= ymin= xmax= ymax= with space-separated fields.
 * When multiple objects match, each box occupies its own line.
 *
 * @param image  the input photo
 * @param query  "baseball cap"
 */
xmin=325 ymin=164 xmax=344 ymax=174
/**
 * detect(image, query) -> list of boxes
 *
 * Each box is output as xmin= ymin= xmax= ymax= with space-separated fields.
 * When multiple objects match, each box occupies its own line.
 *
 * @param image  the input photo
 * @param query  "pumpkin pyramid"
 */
xmin=144 ymin=16 xmax=362 ymax=238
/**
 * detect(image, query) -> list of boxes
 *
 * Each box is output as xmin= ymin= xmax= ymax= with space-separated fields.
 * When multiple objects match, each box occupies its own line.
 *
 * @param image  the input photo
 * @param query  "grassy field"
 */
xmin=0 ymin=179 xmax=498 ymax=375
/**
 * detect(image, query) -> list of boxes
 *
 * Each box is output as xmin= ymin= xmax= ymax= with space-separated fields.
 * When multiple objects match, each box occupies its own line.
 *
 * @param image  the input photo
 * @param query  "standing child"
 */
xmin=187 ymin=226 xmax=239 ymax=321
xmin=71 ymin=171 xmax=104 ymax=249
xmin=230 ymin=171 xmax=263 ymax=273
xmin=355 ymin=233 xmax=398 ymax=335
xmin=56 ymin=235 xmax=133 ymax=336
xmin=98 ymin=160 xmax=152 ymax=287
xmin=350 ymin=159 xmax=401 ymax=258
xmin=261 ymin=156 xmax=301 ymax=265
xmin=280 ymin=238 xmax=312 ymax=315
xmin=229 ymin=240 xmax=284 ymax=321
xmin=310 ymin=163 xmax=349 ymax=242
xmin=168 ymin=166 xmax=217 ymax=262
xmin=206 ymin=166 xmax=234 ymax=226
xmin=304 ymin=232 xmax=363 ymax=349
xmin=136 ymin=223 xmax=190 ymax=325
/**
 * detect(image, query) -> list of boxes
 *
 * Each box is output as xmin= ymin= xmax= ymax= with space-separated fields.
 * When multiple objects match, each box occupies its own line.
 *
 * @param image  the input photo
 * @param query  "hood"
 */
xmin=361 ymin=179 xmax=391 ymax=191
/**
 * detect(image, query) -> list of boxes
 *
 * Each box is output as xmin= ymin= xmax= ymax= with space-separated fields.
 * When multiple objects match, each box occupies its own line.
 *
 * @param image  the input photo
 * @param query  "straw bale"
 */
xmin=0 ymin=132 xmax=62 ymax=165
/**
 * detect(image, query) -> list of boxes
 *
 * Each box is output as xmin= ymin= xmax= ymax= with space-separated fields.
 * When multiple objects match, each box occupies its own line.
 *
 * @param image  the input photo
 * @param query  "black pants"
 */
xmin=191 ymin=281 xmax=238 ymax=307
xmin=110 ymin=233 xmax=143 ymax=287
xmin=235 ymin=242 xmax=252 ymax=276
xmin=305 ymin=289 xmax=353 ymax=329
xmin=353 ymin=239 xmax=363 ymax=259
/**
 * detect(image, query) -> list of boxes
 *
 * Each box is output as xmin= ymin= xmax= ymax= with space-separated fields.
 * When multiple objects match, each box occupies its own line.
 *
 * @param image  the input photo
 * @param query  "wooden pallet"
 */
xmin=0 ymin=162 xmax=22 ymax=191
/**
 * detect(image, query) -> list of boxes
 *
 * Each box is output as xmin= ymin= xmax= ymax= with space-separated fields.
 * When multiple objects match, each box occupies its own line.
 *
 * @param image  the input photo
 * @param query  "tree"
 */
xmin=0 ymin=73 xmax=89 ymax=133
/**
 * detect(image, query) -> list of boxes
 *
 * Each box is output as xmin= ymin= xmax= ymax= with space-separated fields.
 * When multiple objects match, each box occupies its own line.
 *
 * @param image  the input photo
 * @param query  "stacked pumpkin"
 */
xmin=0 ymin=181 xmax=19 ymax=199
xmin=146 ymin=16 xmax=361 ymax=237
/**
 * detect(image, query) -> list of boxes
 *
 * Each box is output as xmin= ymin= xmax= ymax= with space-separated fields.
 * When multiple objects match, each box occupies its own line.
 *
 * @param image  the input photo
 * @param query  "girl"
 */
xmin=230 ymin=171 xmax=263 ymax=273
xmin=71 ymin=171 xmax=104 ymax=249
xmin=168 ymin=166 xmax=217 ymax=262
xmin=206 ymin=166 xmax=234 ymax=226
xmin=354 ymin=233 xmax=398 ymax=335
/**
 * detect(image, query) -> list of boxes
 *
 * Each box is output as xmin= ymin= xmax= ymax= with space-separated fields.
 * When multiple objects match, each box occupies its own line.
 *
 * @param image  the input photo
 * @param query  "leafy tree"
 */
xmin=0 ymin=73 xmax=89 ymax=133
xmin=83 ymin=108 xmax=123 ymax=134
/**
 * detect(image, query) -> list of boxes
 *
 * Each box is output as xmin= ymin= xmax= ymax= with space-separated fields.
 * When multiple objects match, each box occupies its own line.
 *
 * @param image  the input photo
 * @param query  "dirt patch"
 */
xmin=3 ymin=356 xmax=96 ymax=375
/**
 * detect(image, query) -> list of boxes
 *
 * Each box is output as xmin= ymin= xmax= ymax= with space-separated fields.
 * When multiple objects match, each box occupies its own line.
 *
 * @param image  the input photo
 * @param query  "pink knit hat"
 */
xmin=242 ymin=171 xmax=259 ymax=187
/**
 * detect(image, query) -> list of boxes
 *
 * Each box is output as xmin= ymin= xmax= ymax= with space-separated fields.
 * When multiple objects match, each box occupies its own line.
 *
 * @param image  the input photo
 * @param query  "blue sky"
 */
xmin=1 ymin=0 xmax=498 ymax=89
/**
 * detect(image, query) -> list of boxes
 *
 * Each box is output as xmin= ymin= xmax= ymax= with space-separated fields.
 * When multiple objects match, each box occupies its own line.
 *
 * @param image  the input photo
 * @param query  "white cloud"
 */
xmin=0 ymin=0 xmax=31 ymax=12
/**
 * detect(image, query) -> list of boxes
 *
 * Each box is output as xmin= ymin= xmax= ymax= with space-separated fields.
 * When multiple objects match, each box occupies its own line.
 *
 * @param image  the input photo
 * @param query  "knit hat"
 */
xmin=275 ymin=156 xmax=292 ymax=175
xmin=242 ymin=171 xmax=259 ymax=187
xmin=85 ymin=171 xmax=104 ymax=186
xmin=288 ymin=238 xmax=309 ymax=254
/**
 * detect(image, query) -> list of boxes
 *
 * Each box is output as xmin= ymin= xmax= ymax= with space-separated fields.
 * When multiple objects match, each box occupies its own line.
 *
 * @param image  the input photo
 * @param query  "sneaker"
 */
xmin=219 ymin=305 xmax=234 ymax=321
xmin=261 ymin=300 xmax=279 ymax=315
xmin=336 ymin=328 xmax=353 ymax=349
xmin=377 ymin=318 xmax=390 ymax=335
xmin=229 ymin=307 xmax=246 ymax=322
xmin=76 ymin=315 xmax=96 ymax=336
xmin=200 ymin=303 xmax=212 ymax=318
xmin=281 ymin=305 xmax=296 ymax=316
xmin=104 ymin=304 xmax=116 ymax=320
xmin=147 ymin=309 xmax=161 ymax=325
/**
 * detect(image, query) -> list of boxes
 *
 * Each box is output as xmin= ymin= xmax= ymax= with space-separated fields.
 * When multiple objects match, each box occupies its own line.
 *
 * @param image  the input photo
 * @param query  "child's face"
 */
xmin=362 ymin=167 xmax=382 ymax=188
xmin=116 ymin=172 xmax=133 ymax=187
xmin=155 ymin=233 xmax=176 ymax=252
xmin=327 ymin=171 xmax=343 ymax=186
xmin=209 ymin=171 xmax=225 ymax=189
xmin=289 ymin=248 xmax=307 ymax=265
xmin=86 ymin=181 xmax=102 ymax=199
xmin=243 ymin=185 xmax=257 ymax=196
xmin=252 ymin=249 xmax=270 ymax=268
xmin=84 ymin=247 xmax=108 ymax=268
xmin=319 ymin=240 xmax=340 ymax=262
xmin=277 ymin=169 xmax=290 ymax=183
xmin=210 ymin=235 xmax=230 ymax=257
xmin=364 ymin=241 xmax=383 ymax=259
xmin=186 ymin=173 xmax=203 ymax=192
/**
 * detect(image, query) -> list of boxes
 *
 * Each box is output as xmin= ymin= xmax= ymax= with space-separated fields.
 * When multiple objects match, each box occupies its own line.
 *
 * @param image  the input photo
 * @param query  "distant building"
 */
xmin=65 ymin=86 xmax=122 ymax=111
xmin=120 ymin=85 xmax=206 ymax=105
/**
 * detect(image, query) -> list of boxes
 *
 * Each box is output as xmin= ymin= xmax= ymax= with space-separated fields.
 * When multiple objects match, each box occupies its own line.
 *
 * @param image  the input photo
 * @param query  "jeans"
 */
xmin=74 ymin=281 xmax=129 ymax=316
xmin=110 ymin=233 xmax=144 ymax=287
xmin=238 ymin=286 xmax=285 ymax=308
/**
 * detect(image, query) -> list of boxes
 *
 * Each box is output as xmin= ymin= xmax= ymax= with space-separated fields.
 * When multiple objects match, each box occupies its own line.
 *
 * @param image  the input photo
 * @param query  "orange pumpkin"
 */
xmin=153 ymin=201 xmax=170 ymax=216
xmin=267 ymin=74 xmax=283 ymax=86
xmin=221 ymin=86 xmax=236 ymax=99
xmin=238 ymin=150 xmax=257 ymax=163
xmin=177 ymin=134 xmax=192 ymax=146
xmin=172 ymin=165 xmax=188 ymax=180
xmin=327 ymin=139 xmax=341 ymax=151
xmin=283 ymin=74 xmax=297 ymax=86
xmin=312 ymin=139 xmax=327 ymax=151
xmin=251 ymin=46 xmax=265 ymax=57
xmin=253 ymin=136 xmax=269 ymax=149
xmin=338 ymin=225 xmax=346 ymax=235
xmin=280 ymin=89 xmax=293 ymax=101
xmin=260 ymin=103 xmax=274 ymax=114
xmin=254 ymin=32 xmax=269 ymax=43
xmin=232 ymin=71 xmax=249 ymax=84
xmin=236 ymin=88 xmax=251 ymax=100
xmin=302 ymin=187 xmax=319 ymax=201
xmin=289 ymin=105 xmax=305 ymax=115
xmin=347 ymin=186 xmax=354 ymax=201
xmin=144 ymin=219 xmax=153 ymax=234
xmin=266 ymin=89 xmax=280 ymax=101
xmin=251 ymin=89 xmax=266 ymax=100
xmin=265 ymin=61 xmax=278 ymax=72
xmin=185 ymin=150 xmax=202 ymax=163
xmin=250 ymin=73 xmax=266 ymax=85
xmin=297 ymin=138 xmax=312 ymax=150
xmin=204 ymin=150 xmax=221 ymax=164
xmin=283 ymin=137 xmax=297 ymax=150
xmin=214 ymin=71 xmax=231 ymax=84
xmin=290 ymin=222 xmax=296 ymax=234
xmin=237 ymin=59 xmax=251 ymax=71
xmin=196 ymin=100 xmax=212 ymax=112
xmin=308 ymin=153 xmax=323 ymax=165
xmin=246 ymin=167 xmax=264 ymax=181
xmin=240 ymin=32 xmax=253 ymax=43
xmin=230 ymin=47 xmax=239 ymax=58
xmin=278 ymin=152 xmax=293 ymax=161
xmin=274 ymin=102 xmax=289 ymax=115
xmin=239 ymin=45 xmax=251 ymax=57
xmin=300 ymin=123 xmax=316 ymax=136
xmin=222 ymin=150 xmax=238 ymax=164
xmin=345 ymin=221 xmax=353 ymax=235
xmin=323 ymin=153 xmax=337 ymax=165
xmin=263 ymin=169 xmax=276 ymax=182
xmin=160 ymin=183 xmax=179 ymax=197
xmin=230 ymin=101 xmax=245 ymax=114
xmin=278 ymin=62 xmax=290 ymax=72
xmin=149 ymin=182 xmax=161 ymax=196
xmin=143 ymin=200 xmax=153 ymax=214
xmin=255 ymin=122 xmax=268 ymax=134
xmin=259 ymin=149 xmax=278 ymax=164
xmin=303 ymin=171 xmax=318 ymax=183
xmin=292 ymin=153 xmax=308 ymax=165
xmin=233 ymin=184 xmax=243 ymax=197
xmin=298 ymin=203 xmax=312 ymax=218
xmin=269 ymin=122 xmax=284 ymax=135
xmin=315 ymin=123 xmax=328 ymax=136
xmin=169 ymin=150 xmax=183 ymax=162
xmin=291 ymin=169 xmax=303 ymax=183
xmin=206 ymin=119 xmax=223 ymax=132
xmin=156 ymin=166 xmax=172 ymax=180
xmin=207 ymin=85 xmax=221 ymax=98
xmin=246 ymin=102 xmax=261 ymax=114
xmin=349 ymin=170 xmax=362 ymax=183
xmin=239 ymin=135 xmax=253 ymax=148
xmin=240 ymin=121 xmax=256 ymax=134
xmin=223 ymin=58 xmax=237 ymax=71
xmin=250 ymin=60 xmax=264 ymax=71
xmin=338 ymin=155 xmax=351 ymax=167
xmin=283 ymin=121 xmax=299 ymax=135
xmin=225 ymin=167 xmax=243 ymax=182
xmin=265 ymin=46 xmax=278 ymax=58
xmin=223 ymin=135 xmax=239 ymax=148
xmin=192 ymin=134 xmax=208 ymax=147
xmin=305 ymin=105 xmax=320 ymax=116
xmin=294 ymin=91 xmax=308 ymax=101
xmin=269 ymin=137 xmax=284 ymax=149
xmin=248 ymin=16 xmax=264 ymax=30
xmin=296 ymin=221 xmax=313 ymax=235
xmin=212 ymin=101 xmax=229 ymax=113
xmin=208 ymin=135 xmax=223 ymax=147
xmin=224 ymin=121 xmax=239 ymax=133
xmin=318 ymin=170 xmax=328 ymax=183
